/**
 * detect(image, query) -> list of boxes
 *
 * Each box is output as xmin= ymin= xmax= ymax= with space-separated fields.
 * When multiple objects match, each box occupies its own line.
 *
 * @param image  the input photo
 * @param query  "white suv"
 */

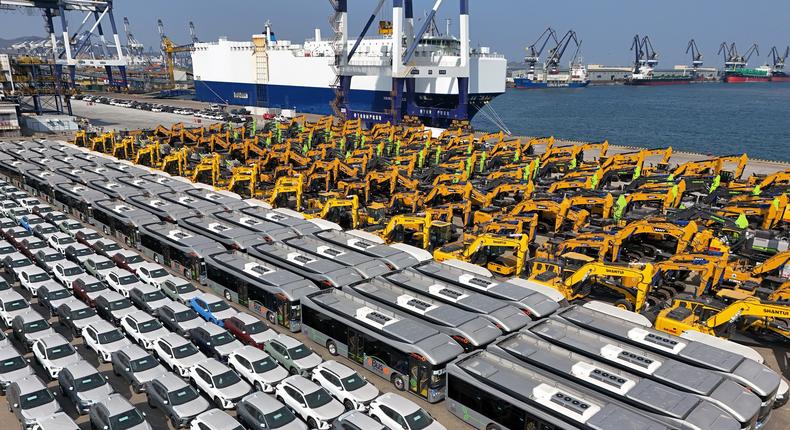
xmin=188 ymin=358 xmax=251 ymax=410
xmin=48 ymin=232 xmax=77 ymax=254
xmin=228 ymin=345 xmax=288 ymax=393
xmin=311 ymin=360 xmax=379 ymax=411
xmin=153 ymin=332 xmax=207 ymax=378
xmin=18 ymin=266 xmax=58 ymax=297
xmin=81 ymin=320 xmax=132 ymax=363
xmin=275 ymin=375 xmax=344 ymax=430
xmin=136 ymin=262 xmax=170 ymax=288
xmin=121 ymin=310 xmax=170 ymax=350
xmin=369 ymin=393 xmax=446 ymax=430
xmin=32 ymin=333 xmax=81 ymax=379
xmin=105 ymin=268 xmax=145 ymax=297
xmin=53 ymin=261 xmax=85 ymax=287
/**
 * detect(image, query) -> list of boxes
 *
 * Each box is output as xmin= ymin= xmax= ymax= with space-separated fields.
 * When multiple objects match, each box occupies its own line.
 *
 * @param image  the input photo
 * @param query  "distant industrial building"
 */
xmin=0 ymin=102 xmax=20 ymax=137
xmin=587 ymin=65 xmax=632 ymax=84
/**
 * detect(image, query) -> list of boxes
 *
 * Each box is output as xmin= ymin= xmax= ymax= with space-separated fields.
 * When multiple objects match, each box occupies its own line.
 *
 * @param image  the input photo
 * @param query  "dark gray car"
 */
xmin=89 ymin=393 xmax=152 ymax=430
xmin=11 ymin=310 xmax=56 ymax=352
xmin=155 ymin=302 xmax=204 ymax=336
xmin=57 ymin=360 xmax=115 ymax=414
xmin=237 ymin=391 xmax=306 ymax=430
xmin=0 ymin=347 xmax=34 ymax=394
xmin=145 ymin=372 xmax=211 ymax=428
xmin=6 ymin=375 xmax=62 ymax=430
xmin=111 ymin=344 xmax=168 ymax=393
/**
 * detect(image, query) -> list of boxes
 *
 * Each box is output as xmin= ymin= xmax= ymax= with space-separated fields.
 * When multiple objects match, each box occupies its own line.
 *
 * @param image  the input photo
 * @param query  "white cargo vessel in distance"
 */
xmin=191 ymin=2 xmax=506 ymax=127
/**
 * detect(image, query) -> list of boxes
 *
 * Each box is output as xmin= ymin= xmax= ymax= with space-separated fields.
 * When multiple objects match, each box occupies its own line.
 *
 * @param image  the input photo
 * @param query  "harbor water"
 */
xmin=473 ymin=82 xmax=790 ymax=162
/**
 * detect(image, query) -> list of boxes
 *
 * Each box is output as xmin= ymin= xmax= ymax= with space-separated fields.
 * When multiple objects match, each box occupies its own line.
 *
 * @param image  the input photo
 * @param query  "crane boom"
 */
xmin=545 ymin=30 xmax=580 ymax=73
xmin=524 ymin=27 xmax=558 ymax=68
xmin=189 ymin=21 xmax=199 ymax=44
xmin=686 ymin=38 xmax=703 ymax=68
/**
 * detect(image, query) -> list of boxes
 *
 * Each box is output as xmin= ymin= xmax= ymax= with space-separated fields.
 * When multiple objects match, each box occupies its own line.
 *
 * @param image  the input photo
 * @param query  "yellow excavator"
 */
xmin=654 ymin=295 xmax=790 ymax=342
xmin=374 ymin=213 xmax=453 ymax=251
xmin=528 ymin=255 xmax=656 ymax=312
xmin=134 ymin=141 xmax=160 ymax=167
xmin=433 ymin=233 xmax=531 ymax=276
xmin=159 ymin=146 xmax=189 ymax=176
xmin=304 ymin=195 xmax=360 ymax=229
xmin=191 ymin=153 xmax=221 ymax=187
xmin=268 ymin=175 xmax=303 ymax=211
xmin=225 ymin=163 xmax=260 ymax=199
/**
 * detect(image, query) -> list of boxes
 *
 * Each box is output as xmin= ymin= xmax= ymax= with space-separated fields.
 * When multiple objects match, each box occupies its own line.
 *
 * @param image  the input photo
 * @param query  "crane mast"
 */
xmin=686 ymin=39 xmax=703 ymax=69
xmin=524 ymin=27 xmax=558 ymax=77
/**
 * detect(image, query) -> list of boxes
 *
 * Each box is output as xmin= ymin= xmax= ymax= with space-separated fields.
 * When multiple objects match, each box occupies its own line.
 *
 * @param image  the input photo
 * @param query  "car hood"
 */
xmin=171 ymin=396 xmax=210 ymax=418
xmin=77 ymin=383 xmax=115 ymax=404
xmin=20 ymin=400 xmax=61 ymax=421
xmin=311 ymin=400 xmax=345 ymax=422
xmin=212 ymin=308 xmax=238 ymax=320
xmin=294 ymin=354 xmax=323 ymax=370
xmin=349 ymin=383 xmax=379 ymax=404
xmin=3 ymin=308 xmax=29 ymax=321
xmin=214 ymin=341 xmax=244 ymax=356
xmin=25 ymin=327 xmax=57 ymax=343
xmin=250 ymin=331 xmax=277 ymax=345
xmin=139 ymin=327 xmax=170 ymax=341
xmin=218 ymin=381 xmax=251 ymax=400
xmin=0 ymin=366 xmax=34 ymax=384
xmin=72 ymin=315 xmax=103 ymax=329
xmin=49 ymin=353 xmax=82 ymax=368
xmin=132 ymin=365 xmax=168 ymax=385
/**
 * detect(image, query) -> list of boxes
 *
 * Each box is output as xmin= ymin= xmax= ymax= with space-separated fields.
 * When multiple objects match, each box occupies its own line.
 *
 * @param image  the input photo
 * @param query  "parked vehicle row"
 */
xmin=73 ymin=94 xmax=249 ymax=123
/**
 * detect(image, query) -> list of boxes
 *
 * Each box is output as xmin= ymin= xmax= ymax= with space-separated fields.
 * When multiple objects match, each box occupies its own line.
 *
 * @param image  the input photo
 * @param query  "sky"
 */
xmin=1 ymin=0 xmax=787 ymax=67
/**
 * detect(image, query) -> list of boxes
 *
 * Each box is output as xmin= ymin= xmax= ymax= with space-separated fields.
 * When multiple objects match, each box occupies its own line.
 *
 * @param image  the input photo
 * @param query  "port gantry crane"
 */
xmin=718 ymin=42 xmax=759 ymax=70
xmin=768 ymin=46 xmax=788 ymax=73
xmin=123 ymin=17 xmax=144 ymax=58
xmin=544 ymin=30 xmax=580 ymax=74
xmin=189 ymin=21 xmax=200 ymax=44
xmin=524 ymin=27 xmax=558 ymax=76
xmin=686 ymin=39 xmax=703 ymax=69
xmin=630 ymin=34 xmax=646 ymax=74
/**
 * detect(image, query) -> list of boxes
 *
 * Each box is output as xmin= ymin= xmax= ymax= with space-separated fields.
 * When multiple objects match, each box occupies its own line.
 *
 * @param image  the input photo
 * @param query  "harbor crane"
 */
xmin=123 ymin=17 xmax=144 ymax=57
xmin=189 ymin=21 xmax=199 ymax=44
xmin=686 ymin=39 xmax=703 ymax=69
xmin=630 ymin=34 xmax=646 ymax=74
xmin=158 ymin=19 xmax=194 ymax=89
xmin=640 ymin=35 xmax=659 ymax=68
xmin=524 ymin=27 xmax=558 ymax=72
xmin=544 ymin=30 xmax=580 ymax=74
xmin=768 ymin=46 xmax=788 ymax=72
xmin=718 ymin=42 xmax=759 ymax=69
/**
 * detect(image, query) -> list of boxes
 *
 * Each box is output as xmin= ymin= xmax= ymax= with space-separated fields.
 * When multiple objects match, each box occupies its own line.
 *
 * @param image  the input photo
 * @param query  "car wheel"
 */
xmin=307 ymin=418 xmax=318 ymax=429
xmin=214 ymin=396 xmax=225 ymax=410
xmin=223 ymin=289 xmax=232 ymax=301
xmin=326 ymin=340 xmax=338 ymax=356
xmin=254 ymin=381 xmax=263 ymax=392
xmin=289 ymin=367 xmax=299 ymax=376
xmin=170 ymin=415 xmax=179 ymax=428
xmin=392 ymin=374 xmax=406 ymax=391
xmin=267 ymin=312 xmax=276 ymax=325
xmin=343 ymin=399 xmax=354 ymax=411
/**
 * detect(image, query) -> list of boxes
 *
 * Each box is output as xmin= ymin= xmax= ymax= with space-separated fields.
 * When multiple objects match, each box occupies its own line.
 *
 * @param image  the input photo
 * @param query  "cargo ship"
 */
xmin=514 ymin=63 xmax=590 ymax=89
xmin=625 ymin=73 xmax=693 ymax=86
xmin=722 ymin=67 xmax=771 ymax=83
xmin=191 ymin=20 xmax=506 ymax=127
xmin=625 ymin=34 xmax=692 ymax=86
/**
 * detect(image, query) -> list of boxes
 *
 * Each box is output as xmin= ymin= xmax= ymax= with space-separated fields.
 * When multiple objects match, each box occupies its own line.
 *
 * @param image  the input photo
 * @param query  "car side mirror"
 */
xmin=242 ymin=331 xmax=247 ymax=335
xmin=69 ymin=386 xmax=74 ymax=391
xmin=103 ymin=426 xmax=109 ymax=430
xmin=125 ymin=367 xmax=130 ymax=372
xmin=142 ymin=412 xmax=147 ymax=417
xmin=12 ymin=403 xmax=18 ymax=408
xmin=104 ymin=375 xmax=109 ymax=380
xmin=163 ymin=400 xmax=169 ymax=405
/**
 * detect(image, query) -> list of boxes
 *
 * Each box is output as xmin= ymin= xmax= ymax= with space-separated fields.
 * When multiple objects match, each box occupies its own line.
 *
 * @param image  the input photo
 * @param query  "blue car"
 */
xmin=19 ymin=216 xmax=32 ymax=232
xmin=188 ymin=293 xmax=238 ymax=327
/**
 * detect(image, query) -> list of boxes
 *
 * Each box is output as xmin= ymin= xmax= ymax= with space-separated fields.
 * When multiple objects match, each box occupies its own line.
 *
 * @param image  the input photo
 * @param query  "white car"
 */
xmin=189 ymin=358 xmax=252 ymax=410
xmin=154 ymin=332 xmax=208 ymax=378
xmin=18 ymin=197 xmax=41 ymax=213
xmin=105 ymin=268 xmax=145 ymax=297
xmin=275 ymin=375 xmax=344 ymax=430
xmin=18 ymin=266 xmax=59 ymax=297
xmin=228 ymin=345 xmax=288 ymax=393
xmin=53 ymin=261 xmax=85 ymax=288
xmin=369 ymin=393 xmax=446 ymax=430
xmin=311 ymin=360 xmax=379 ymax=412
xmin=32 ymin=333 xmax=82 ymax=379
xmin=48 ymin=232 xmax=78 ymax=254
xmin=0 ymin=290 xmax=31 ymax=328
xmin=120 ymin=310 xmax=170 ymax=350
xmin=81 ymin=319 xmax=132 ymax=363
xmin=136 ymin=262 xmax=170 ymax=288
xmin=188 ymin=409 xmax=245 ymax=430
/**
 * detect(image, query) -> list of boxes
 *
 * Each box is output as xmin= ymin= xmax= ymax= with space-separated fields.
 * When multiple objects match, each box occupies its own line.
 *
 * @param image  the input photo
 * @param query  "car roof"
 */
xmin=55 ymin=260 xmax=81 ymax=268
xmin=318 ymin=360 xmax=355 ymax=378
xmin=271 ymin=334 xmax=302 ymax=348
xmin=197 ymin=322 xmax=226 ymax=335
xmin=50 ymin=232 xmax=72 ymax=239
xmin=338 ymin=410 xmax=385 ymax=429
xmin=11 ymin=375 xmax=47 ymax=393
xmin=37 ymin=333 xmax=70 ymax=348
xmin=14 ymin=310 xmax=47 ymax=323
xmin=242 ymin=392 xmax=285 ymax=414
xmin=376 ymin=392 xmax=420 ymax=413
xmin=117 ymin=343 xmax=150 ymax=361
xmin=196 ymin=358 xmax=230 ymax=375
xmin=97 ymin=291 xmax=125 ymax=302
xmin=0 ymin=289 xmax=25 ymax=301
xmin=101 ymin=393 xmax=136 ymax=414
xmin=156 ymin=372 xmax=189 ymax=390
xmin=132 ymin=284 xmax=159 ymax=294
xmin=160 ymin=332 xmax=191 ymax=347
xmin=87 ymin=255 xmax=112 ymax=263
xmin=195 ymin=293 xmax=223 ymax=304
xmin=32 ymin=412 xmax=77 ymax=429
xmin=125 ymin=310 xmax=156 ymax=323
xmin=86 ymin=319 xmax=117 ymax=333
xmin=283 ymin=375 xmax=319 ymax=393
xmin=163 ymin=301 xmax=191 ymax=312
xmin=138 ymin=262 xmax=161 ymax=270
xmin=63 ymin=360 xmax=100 ymax=379
xmin=233 ymin=345 xmax=269 ymax=361
xmin=195 ymin=409 xmax=241 ymax=429
xmin=231 ymin=313 xmax=259 ymax=324
xmin=20 ymin=265 xmax=47 ymax=275
xmin=164 ymin=275 xmax=190 ymax=286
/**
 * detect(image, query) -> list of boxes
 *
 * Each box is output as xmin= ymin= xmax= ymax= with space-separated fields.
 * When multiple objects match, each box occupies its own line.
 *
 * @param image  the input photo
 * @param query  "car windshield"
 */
xmin=74 ymin=373 xmax=107 ymax=392
xmin=57 ymin=237 xmax=76 ymax=245
xmin=19 ymin=388 xmax=55 ymax=409
xmin=26 ymin=241 xmax=46 ymax=250
xmin=72 ymin=308 xmax=97 ymax=320
xmin=138 ymin=319 xmax=162 ymax=333
xmin=109 ymin=409 xmax=145 ymax=430
xmin=304 ymin=388 xmax=333 ymax=408
xmin=84 ymin=282 xmax=106 ymax=293
xmin=38 ymin=227 xmax=57 ymax=234
xmin=23 ymin=320 xmax=49 ymax=333
xmin=96 ymin=260 xmax=115 ymax=270
xmin=175 ymin=309 xmax=198 ymax=322
xmin=207 ymin=300 xmax=230 ymax=313
xmin=264 ymin=406 xmax=297 ymax=428
xmin=125 ymin=255 xmax=144 ymax=264
xmin=0 ymin=245 xmax=14 ymax=253
xmin=130 ymin=356 xmax=159 ymax=372
xmin=287 ymin=345 xmax=312 ymax=360
xmin=149 ymin=268 xmax=168 ymax=278
xmin=172 ymin=343 xmax=199 ymax=359
xmin=210 ymin=332 xmax=235 ymax=346
xmin=245 ymin=321 xmax=268 ymax=335
xmin=4 ymin=299 xmax=29 ymax=312
xmin=0 ymin=356 xmax=26 ymax=373
xmin=83 ymin=232 xmax=101 ymax=240
xmin=44 ymin=254 xmax=64 ymax=262
xmin=252 ymin=356 xmax=278 ymax=374
xmin=118 ymin=275 xmax=139 ymax=285
xmin=64 ymin=266 xmax=83 ymax=276
xmin=29 ymin=273 xmax=50 ymax=283
xmin=168 ymin=385 xmax=200 ymax=406
xmin=46 ymin=344 xmax=75 ymax=359
xmin=340 ymin=373 xmax=367 ymax=391
xmin=98 ymin=329 xmax=125 ymax=344
xmin=71 ymin=248 xmax=93 ymax=257
xmin=109 ymin=299 xmax=132 ymax=311
xmin=102 ymin=243 xmax=121 ymax=252
xmin=404 ymin=409 xmax=434 ymax=430
xmin=175 ymin=283 xmax=196 ymax=294
xmin=143 ymin=290 xmax=166 ymax=301
xmin=212 ymin=369 xmax=241 ymax=389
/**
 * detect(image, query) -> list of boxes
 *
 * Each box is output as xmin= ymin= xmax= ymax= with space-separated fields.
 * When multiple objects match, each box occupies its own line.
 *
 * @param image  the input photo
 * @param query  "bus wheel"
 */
xmin=267 ymin=312 xmax=277 ymax=325
xmin=392 ymin=374 xmax=406 ymax=391
xmin=154 ymin=254 xmax=160 ymax=264
xmin=486 ymin=425 xmax=502 ymax=430
xmin=224 ymin=289 xmax=232 ymax=301
xmin=326 ymin=340 xmax=338 ymax=356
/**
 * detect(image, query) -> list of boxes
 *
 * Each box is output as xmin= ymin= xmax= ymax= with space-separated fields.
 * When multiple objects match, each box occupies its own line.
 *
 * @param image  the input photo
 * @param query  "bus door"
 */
xmin=409 ymin=356 xmax=430 ymax=399
xmin=347 ymin=329 xmax=365 ymax=364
